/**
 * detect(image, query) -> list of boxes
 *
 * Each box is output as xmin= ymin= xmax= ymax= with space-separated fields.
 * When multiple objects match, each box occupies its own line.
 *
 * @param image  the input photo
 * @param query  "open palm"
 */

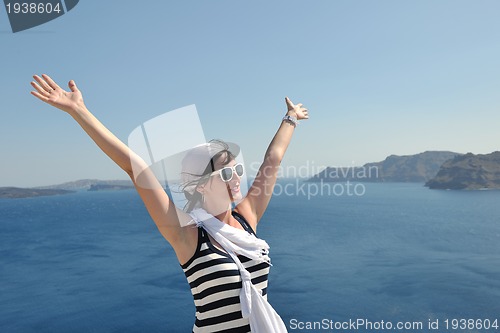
xmin=30 ymin=74 xmax=84 ymax=113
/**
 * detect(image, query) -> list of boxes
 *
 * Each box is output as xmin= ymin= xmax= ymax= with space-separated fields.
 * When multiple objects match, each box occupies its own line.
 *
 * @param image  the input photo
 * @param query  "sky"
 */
xmin=1 ymin=0 xmax=500 ymax=187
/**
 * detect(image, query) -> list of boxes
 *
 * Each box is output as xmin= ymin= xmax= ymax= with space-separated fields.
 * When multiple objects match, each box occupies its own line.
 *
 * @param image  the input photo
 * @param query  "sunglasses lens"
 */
xmin=220 ymin=167 xmax=233 ymax=182
xmin=235 ymin=164 xmax=244 ymax=177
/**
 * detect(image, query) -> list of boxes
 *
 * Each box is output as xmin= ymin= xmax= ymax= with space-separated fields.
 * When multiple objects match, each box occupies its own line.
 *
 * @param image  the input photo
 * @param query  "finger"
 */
xmin=68 ymin=80 xmax=78 ymax=92
xmin=41 ymin=74 xmax=61 ymax=90
xmin=33 ymin=75 xmax=53 ymax=92
xmin=31 ymin=81 xmax=49 ymax=96
xmin=296 ymin=103 xmax=303 ymax=107
xmin=285 ymin=96 xmax=294 ymax=108
xmin=30 ymin=90 xmax=50 ymax=103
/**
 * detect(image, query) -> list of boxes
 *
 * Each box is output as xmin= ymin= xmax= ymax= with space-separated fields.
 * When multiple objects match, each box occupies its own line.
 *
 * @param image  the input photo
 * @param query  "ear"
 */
xmin=196 ymin=184 xmax=205 ymax=195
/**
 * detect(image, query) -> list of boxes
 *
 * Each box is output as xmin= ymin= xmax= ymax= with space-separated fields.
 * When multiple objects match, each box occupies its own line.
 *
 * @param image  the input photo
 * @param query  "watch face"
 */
xmin=284 ymin=115 xmax=298 ymax=125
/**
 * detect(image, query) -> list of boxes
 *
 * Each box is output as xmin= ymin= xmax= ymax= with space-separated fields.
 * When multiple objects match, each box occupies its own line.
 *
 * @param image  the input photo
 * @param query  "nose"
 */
xmin=228 ymin=170 xmax=241 ymax=186
xmin=229 ymin=176 xmax=240 ymax=186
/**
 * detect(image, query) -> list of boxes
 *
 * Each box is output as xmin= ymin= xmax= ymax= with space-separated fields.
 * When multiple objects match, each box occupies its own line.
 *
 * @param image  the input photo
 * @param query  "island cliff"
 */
xmin=308 ymin=151 xmax=460 ymax=183
xmin=426 ymin=151 xmax=500 ymax=190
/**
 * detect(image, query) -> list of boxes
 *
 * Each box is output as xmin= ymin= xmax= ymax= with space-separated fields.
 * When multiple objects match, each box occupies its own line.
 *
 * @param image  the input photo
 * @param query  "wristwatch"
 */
xmin=282 ymin=115 xmax=299 ymax=126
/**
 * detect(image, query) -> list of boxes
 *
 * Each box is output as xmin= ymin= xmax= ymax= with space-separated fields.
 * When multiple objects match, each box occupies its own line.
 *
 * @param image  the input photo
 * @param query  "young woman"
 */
xmin=30 ymin=74 xmax=309 ymax=332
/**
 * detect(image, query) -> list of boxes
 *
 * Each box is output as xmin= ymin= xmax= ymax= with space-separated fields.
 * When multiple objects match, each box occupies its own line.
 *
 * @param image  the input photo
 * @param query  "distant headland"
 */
xmin=0 ymin=179 xmax=134 ymax=199
xmin=0 ymin=187 xmax=75 ymax=199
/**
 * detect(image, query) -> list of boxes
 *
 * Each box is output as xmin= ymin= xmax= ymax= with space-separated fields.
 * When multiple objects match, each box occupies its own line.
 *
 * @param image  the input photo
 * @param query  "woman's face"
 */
xmin=199 ymin=153 xmax=243 ymax=213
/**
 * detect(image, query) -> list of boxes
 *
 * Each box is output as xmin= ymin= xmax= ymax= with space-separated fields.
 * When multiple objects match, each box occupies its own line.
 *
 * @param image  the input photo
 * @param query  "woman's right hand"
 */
xmin=30 ymin=74 xmax=85 ymax=114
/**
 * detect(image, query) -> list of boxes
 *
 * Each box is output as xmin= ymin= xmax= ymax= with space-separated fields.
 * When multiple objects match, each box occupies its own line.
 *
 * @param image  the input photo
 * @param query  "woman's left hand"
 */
xmin=285 ymin=96 xmax=309 ymax=120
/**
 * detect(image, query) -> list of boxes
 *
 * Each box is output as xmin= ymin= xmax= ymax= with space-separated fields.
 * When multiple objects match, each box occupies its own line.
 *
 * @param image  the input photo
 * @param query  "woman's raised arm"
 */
xmin=236 ymin=97 xmax=309 ymax=229
xmin=31 ymin=74 xmax=138 ymax=175
xmin=30 ymin=74 xmax=193 ymax=248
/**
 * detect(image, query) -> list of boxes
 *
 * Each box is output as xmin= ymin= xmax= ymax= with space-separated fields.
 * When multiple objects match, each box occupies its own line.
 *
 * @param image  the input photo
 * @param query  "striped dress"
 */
xmin=181 ymin=211 xmax=271 ymax=333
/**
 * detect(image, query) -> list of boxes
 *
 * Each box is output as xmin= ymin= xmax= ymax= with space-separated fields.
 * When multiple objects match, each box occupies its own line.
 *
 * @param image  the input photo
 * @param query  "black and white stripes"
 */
xmin=181 ymin=213 xmax=270 ymax=333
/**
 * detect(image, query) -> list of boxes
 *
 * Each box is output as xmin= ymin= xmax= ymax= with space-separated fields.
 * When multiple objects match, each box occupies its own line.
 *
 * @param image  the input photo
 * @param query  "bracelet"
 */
xmin=282 ymin=115 xmax=299 ymax=126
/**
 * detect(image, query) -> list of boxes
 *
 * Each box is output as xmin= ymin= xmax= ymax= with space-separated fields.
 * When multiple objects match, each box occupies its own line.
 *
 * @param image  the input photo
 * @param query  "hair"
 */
xmin=181 ymin=139 xmax=236 ymax=212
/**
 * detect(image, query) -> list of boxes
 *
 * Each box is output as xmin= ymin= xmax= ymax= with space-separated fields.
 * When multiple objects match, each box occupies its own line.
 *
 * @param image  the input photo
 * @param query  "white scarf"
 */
xmin=189 ymin=208 xmax=288 ymax=333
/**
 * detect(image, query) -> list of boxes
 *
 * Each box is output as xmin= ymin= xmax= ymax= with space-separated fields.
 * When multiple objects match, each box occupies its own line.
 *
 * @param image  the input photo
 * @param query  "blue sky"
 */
xmin=1 ymin=0 xmax=500 ymax=187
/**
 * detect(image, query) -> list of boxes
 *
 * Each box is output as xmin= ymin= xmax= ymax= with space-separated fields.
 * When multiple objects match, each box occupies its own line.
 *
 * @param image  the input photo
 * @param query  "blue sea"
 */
xmin=1 ymin=182 xmax=500 ymax=333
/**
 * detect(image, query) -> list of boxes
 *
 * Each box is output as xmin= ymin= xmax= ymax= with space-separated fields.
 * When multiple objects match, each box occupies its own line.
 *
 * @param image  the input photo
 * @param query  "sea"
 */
xmin=1 ymin=181 xmax=500 ymax=333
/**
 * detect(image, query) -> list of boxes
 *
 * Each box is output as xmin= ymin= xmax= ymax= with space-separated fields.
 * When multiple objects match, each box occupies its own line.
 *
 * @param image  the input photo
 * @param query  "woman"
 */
xmin=30 ymin=74 xmax=309 ymax=332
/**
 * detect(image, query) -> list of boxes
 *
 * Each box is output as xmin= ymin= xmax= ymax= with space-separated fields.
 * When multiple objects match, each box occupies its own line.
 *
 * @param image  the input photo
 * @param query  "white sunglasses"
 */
xmin=210 ymin=163 xmax=244 ymax=182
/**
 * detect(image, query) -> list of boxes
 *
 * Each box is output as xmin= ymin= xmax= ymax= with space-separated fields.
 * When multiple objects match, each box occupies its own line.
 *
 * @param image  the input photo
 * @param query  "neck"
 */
xmin=214 ymin=209 xmax=233 ymax=224
xmin=203 ymin=202 xmax=232 ymax=224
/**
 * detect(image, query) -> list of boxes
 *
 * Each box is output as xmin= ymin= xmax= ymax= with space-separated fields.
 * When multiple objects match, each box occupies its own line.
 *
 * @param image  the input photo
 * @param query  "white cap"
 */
xmin=181 ymin=140 xmax=240 ymax=195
